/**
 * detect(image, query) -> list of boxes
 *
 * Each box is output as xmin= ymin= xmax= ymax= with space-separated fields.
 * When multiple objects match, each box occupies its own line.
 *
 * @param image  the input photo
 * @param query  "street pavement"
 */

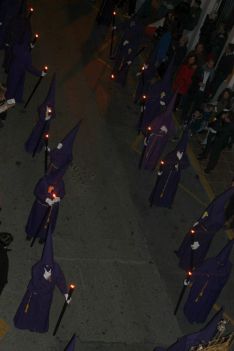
xmin=0 ymin=1 xmax=233 ymax=350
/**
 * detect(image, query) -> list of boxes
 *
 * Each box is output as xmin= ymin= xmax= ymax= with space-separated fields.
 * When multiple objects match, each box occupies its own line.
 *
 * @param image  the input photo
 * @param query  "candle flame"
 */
xmin=30 ymin=7 xmax=34 ymax=12
xmin=113 ymin=11 xmax=116 ymax=15
xmin=188 ymin=271 xmax=192 ymax=276
xmin=111 ymin=74 xmax=115 ymax=79
xmin=35 ymin=33 xmax=39 ymax=38
xmin=142 ymin=66 xmax=145 ymax=71
xmin=160 ymin=160 xmax=165 ymax=165
xmin=44 ymin=66 xmax=48 ymax=71
xmin=45 ymin=133 xmax=49 ymax=139
xmin=147 ymin=126 xmax=152 ymax=131
xmin=70 ymin=284 xmax=75 ymax=289
xmin=52 ymin=193 xmax=56 ymax=198
xmin=191 ymin=229 xmax=195 ymax=234
xmin=142 ymin=95 xmax=146 ymax=99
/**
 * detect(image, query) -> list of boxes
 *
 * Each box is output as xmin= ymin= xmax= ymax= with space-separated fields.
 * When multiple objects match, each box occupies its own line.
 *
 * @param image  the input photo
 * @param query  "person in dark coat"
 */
xmin=25 ymin=167 xmax=66 ymax=244
xmin=65 ymin=334 xmax=77 ymax=351
xmin=25 ymin=74 xmax=56 ymax=155
xmin=14 ymin=228 xmax=70 ymax=333
xmin=5 ymin=30 xmax=46 ymax=104
xmin=49 ymin=121 xmax=82 ymax=172
xmin=225 ymin=179 xmax=234 ymax=229
xmin=140 ymin=94 xmax=176 ymax=170
xmin=181 ymin=59 xmax=215 ymax=120
xmin=183 ymin=240 xmax=234 ymax=324
xmin=176 ymin=185 xmax=234 ymax=271
xmin=153 ymin=308 xmax=224 ymax=350
xmin=96 ymin=0 xmax=115 ymax=26
xmin=209 ymin=44 xmax=234 ymax=98
xmin=204 ymin=111 xmax=234 ymax=173
xmin=0 ymin=232 xmax=13 ymax=295
xmin=149 ymin=125 xmax=190 ymax=208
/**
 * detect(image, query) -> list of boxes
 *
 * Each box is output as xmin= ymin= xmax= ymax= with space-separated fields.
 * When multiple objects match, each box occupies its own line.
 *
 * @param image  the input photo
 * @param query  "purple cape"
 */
xmin=5 ymin=41 xmax=41 ymax=102
xmin=183 ymin=241 xmax=234 ymax=324
xmin=176 ymin=187 xmax=234 ymax=270
xmin=14 ymin=261 xmax=67 ymax=333
xmin=25 ymin=75 xmax=56 ymax=155
xmin=65 ymin=334 xmax=77 ymax=351
xmin=154 ymin=308 xmax=223 ymax=350
xmin=25 ymin=175 xmax=65 ymax=240
xmin=141 ymin=95 xmax=176 ymax=170
xmin=112 ymin=21 xmax=144 ymax=87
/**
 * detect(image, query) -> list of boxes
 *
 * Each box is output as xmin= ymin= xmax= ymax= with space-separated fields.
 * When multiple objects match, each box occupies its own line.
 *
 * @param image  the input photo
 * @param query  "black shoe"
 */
xmin=38 ymin=238 xmax=45 ymax=244
xmin=204 ymin=168 xmax=211 ymax=174
xmin=197 ymin=154 xmax=206 ymax=160
xmin=26 ymin=236 xmax=31 ymax=241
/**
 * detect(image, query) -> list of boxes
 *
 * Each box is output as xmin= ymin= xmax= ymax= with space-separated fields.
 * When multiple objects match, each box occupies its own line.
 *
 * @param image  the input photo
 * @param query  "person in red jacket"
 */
xmin=173 ymin=54 xmax=197 ymax=110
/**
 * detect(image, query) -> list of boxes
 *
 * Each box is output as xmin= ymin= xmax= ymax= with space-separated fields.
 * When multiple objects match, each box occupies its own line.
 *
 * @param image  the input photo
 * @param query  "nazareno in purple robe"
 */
xmin=0 ymin=0 xmax=23 ymax=48
xmin=141 ymin=94 xmax=176 ymax=171
xmin=5 ymin=37 xmax=41 ymax=103
xmin=96 ymin=0 xmax=115 ymax=26
xmin=25 ymin=169 xmax=66 ymax=241
xmin=25 ymin=74 xmax=56 ymax=155
xmin=141 ymin=57 xmax=174 ymax=130
xmin=14 ymin=228 xmax=68 ymax=333
xmin=2 ymin=14 xmax=32 ymax=73
xmin=149 ymin=126 xmax=190 ymax=208
xmin=183 ymin=240 xmax=234 ymax=324
xmin=153 ymin=308 xmax=224 ymax=351
xmin=112 ymin=21 xmax=144 ymax=87
xmin=176 ymin=186 xmax=234 ymax=271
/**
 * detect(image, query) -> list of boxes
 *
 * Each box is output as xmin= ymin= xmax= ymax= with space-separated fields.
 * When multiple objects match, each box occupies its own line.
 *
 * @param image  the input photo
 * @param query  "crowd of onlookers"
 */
xmin=138 ymin=0 xmax=234 ymax=173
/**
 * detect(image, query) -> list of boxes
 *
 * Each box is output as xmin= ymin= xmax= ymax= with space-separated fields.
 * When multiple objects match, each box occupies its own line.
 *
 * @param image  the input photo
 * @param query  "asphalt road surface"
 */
xmin=0 ymin=1 xmax=233 ymax=350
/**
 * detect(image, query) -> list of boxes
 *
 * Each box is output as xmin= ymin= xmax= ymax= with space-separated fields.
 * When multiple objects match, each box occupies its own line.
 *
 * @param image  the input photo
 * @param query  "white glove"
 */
xmin=43 ymin=268 xmax=52 ymax=280
xmin=201 ymin=211 xmax=208 ymax=219
xmin=57 ymin=142 xmax=63 ymax=149
xmin=140 ymin=105 xmax=146 ymax=112
xmin=191 ymin=241 xmax=200 ymax=250
xmin=7 ymin=98 xmax=16 ymax=105
xmin=45 ymin=197 xmax=53 ymax=206
xmin=127 ymin=48 xmax=132 ymax=54
xmin=136 ymin=72 xmax=142 ymax=76
xmin=123 ymin=40 xmax=129 ymax=46
xmin=45 ymin=106 xmax=52 ymax=120
xmin=112 ymin=25 xmax=117 ymax=30
xmin=160 ymin=125 xmax=168 ymax=134
xmin=193 ymin=221 xmax=199 ymax=227
xmin=184 ymin=278 xmax=190 ymax=286
xmin=158 ymin=171 xmax=163 ymax=175
xmin=52 ymin=196 xmax=60 ymax=204
xmin=143 ymin=64 xmax=148 ymax=69
xmin=41 ymin=70 xmax=47 ymax=77
xmin=127 ymin=60 xmax=132 ymax=65
xmin=64 ymin=293 xmax=72 ymax=304
xmin=160 ymin=100 xmax=166 ymax=106
xmin=175 ymin=164 xmax=179 ymax=170
xmin=176 ymin=151 xmax=183 ymax=160
xmin=144 ymin=137 xmax=148 ymax=146
xmin=30 ymin=43 xmax=35 ymax=49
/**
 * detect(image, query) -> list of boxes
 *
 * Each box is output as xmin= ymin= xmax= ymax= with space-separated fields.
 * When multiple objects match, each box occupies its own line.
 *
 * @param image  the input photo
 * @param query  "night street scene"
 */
xmin=0 ymin=0 xmax=234 ymax=350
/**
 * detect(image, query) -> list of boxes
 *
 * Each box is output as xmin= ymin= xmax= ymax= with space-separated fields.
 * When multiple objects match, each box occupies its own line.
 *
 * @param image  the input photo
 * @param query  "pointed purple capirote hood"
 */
xmin=50 ymin=120 xmax=82 ymax=169
xmin=64 ymin=334 xmax=77 ymax=351
xmin=38 ymin=74 xmax=56 ymax=119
